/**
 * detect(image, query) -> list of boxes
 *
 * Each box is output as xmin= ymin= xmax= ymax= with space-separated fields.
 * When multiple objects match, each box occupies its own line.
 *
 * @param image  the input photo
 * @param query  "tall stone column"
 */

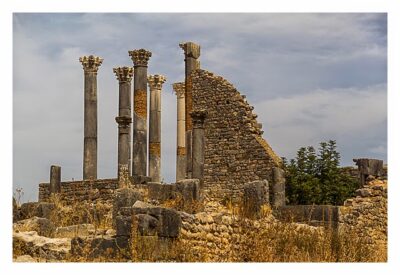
xmin=79 ymin=55 xmax=103 ymax=180
xmin=148 ymin=75 xmax=166 ymax=182
xmin=128 ymin=49 xmax=152 ymax=177
xmin=172 ymin=82 xmax=186 ymax=181
xmin=191 ymin=109 xmax=207 ymax=186
xmin=113 ymin=67 xmax=133 ymax=183
xmin=49 ymin=165 xmax=61 ymax=194
xmin=179 ymin=42 xmax=200 ymax=179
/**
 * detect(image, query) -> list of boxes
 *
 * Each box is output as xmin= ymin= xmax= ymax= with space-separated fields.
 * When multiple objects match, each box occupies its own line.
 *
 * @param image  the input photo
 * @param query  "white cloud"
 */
xmin=255 ymin=84 xmax=387 ymax=163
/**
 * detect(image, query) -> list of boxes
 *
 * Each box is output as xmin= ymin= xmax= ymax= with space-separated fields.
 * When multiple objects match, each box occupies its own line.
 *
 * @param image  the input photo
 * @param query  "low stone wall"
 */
xmin=339 ymin=179 xmax=387 ymax=249
xmin=273 ymin=205 xmax=339 ymax=227
xmin=39 ymin=179 xmax=119 ymax=204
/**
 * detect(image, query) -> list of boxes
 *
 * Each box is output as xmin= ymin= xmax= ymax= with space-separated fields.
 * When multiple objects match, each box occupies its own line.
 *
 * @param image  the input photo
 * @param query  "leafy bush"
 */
xmin=284 ymin=140 xmax=358 ymax=205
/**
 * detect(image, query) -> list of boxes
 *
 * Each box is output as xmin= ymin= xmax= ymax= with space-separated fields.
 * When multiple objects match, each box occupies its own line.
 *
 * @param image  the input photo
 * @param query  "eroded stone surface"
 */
xmin=13 ymin=231 xmax=70 ymax=261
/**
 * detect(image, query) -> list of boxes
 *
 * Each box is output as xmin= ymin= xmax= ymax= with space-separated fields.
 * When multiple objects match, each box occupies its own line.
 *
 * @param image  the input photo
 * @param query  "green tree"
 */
xmin=284 ymin=140 xmax=358 ymax=205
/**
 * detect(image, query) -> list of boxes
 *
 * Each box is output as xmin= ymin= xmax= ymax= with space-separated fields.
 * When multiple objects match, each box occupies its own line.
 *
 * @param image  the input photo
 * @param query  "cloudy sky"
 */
xmin=13 ymin=13 xmax=387 ymax=202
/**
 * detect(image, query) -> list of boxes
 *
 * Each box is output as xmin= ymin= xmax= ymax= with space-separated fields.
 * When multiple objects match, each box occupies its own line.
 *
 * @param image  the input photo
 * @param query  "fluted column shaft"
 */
xmin=80 ymin=55 xmax=103 ymax=180
xmin=148 ymin=75 xmax=166 ymax=182
xmin=114 ymin=67 xmax=133 ymax=183
xmin=179 ymin=42 xmax=200 ymax=179
xmin=173 ymin=82 xmax=186 ymax=181
xmin=129 ymin=49 xmax=152 ymax=177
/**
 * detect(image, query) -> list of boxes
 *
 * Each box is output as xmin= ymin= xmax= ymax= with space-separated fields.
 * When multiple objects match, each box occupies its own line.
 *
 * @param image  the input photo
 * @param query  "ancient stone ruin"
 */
xmin=13 ymin=42 xmax=387 ymax=262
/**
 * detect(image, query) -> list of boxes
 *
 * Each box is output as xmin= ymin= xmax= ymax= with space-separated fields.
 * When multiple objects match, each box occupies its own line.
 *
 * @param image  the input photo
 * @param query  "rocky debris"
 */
xmin=14 ymin=217 xmax=55 ymax=237
xmin=13 ymin=231 xmax=70 ymax=261
xmin=54 ymin=224 xmax=95 ymax=238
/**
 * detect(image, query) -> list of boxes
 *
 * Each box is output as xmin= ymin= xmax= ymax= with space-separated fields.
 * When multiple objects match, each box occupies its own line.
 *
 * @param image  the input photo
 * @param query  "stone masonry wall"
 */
xmin=39 ymin=179 xmax=118 ymax=204
xmin=191 ymin=69 xmax=281 ymax=203
xmin=339 ymin=179 xmax=387 ymax=250
xmin=179 ymin=210 xmax=275 ymax=261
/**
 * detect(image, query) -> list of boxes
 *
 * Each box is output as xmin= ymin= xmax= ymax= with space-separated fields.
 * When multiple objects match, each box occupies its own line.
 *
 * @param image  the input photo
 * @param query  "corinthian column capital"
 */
xmin=128 ymin=49 xmax=152 ymax=67
xmin=172 ymin=82 xmax=185 ymax=98
xmin=147 ymin=74 xmax=167 ymax=91
xmin=113 ymin=66 xmax=133 ymax=83
xmin=79 ymin=55 xmax=103 ymax=72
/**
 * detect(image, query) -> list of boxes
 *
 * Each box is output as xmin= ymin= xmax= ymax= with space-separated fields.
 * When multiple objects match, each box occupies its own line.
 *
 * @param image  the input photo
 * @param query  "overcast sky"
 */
xmin=13 ymin=13 xmax=387 ymax=202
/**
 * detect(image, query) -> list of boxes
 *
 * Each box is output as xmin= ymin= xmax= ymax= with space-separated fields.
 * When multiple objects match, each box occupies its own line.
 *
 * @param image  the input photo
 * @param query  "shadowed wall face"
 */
xmin=79 ymin=55 xmax=103 ymax=180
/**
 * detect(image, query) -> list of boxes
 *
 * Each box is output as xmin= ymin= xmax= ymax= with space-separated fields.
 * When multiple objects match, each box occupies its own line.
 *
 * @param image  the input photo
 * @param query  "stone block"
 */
xmin=242 ymin=180 xmax=268 ymax=219
xmin=115 ymin=214 xmax=132 ymax=237
xmin=271 ymin=167 xmax=285 ymax=208
xmin=131 ymin=206 xmax=182 ymax=238
xmin=135 ymin=214 xmax=159 ymax=235
xmin=19 ymin=202 xmax=39 ymax=220
xmin=112 ymin=188 xmax=143 ymax=228
xmin=353 ymin=158 xmax=384 ymax=176
xmin=176 ymin=179 xmax=200 ymax=202
xmin=147 ymin=182 xmax=176 ymax=202
xmin=54 ymin=224 xmax=95 ymax=238
xmin=114 ymin=206 xmax=182 ymax=238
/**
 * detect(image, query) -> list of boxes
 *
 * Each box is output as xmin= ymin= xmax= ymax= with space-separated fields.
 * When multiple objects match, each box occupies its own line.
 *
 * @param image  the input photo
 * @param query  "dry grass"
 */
xmin=236 ymin=220 xmax=386 ymax=262
xmin=47 ymin=194 xmax=113 ymax=230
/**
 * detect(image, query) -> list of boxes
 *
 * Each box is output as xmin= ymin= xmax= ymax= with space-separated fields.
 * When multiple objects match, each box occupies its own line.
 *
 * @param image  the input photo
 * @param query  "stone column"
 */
xmin=272 ymin=167 xmax=286 ymax=208
xmin=128 ymin=49 xmax=152 ymax=177
xmin=172 ymin=82 xmax=186 ymax=181
xmin=49 ymin=165 xmax=61 ymax=194
xmin=191 ymin=109 xmax=207 ymax=186
xmin=113 ymin=67 xmax=133 ymax=183
xmin=79 ymin=55 xmax=103 ymax=180
xmin=148 ymin=74 xmax=166 ymax=182
xmin=179 ymin=42 xmax=200 ymax=179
